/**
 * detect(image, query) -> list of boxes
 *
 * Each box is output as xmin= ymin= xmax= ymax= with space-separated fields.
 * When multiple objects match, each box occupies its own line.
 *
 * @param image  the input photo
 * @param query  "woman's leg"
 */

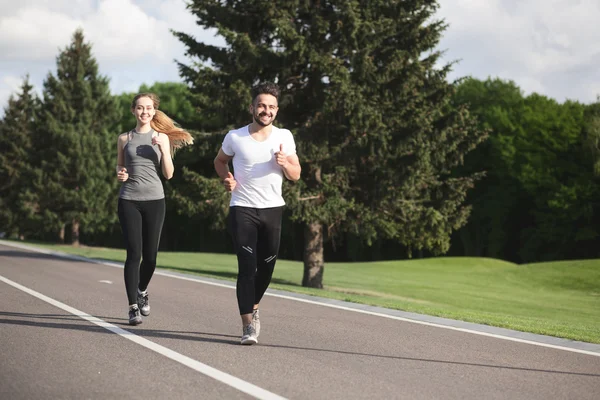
xmin=138 ymin=198 xmax=166 ymax=291
xmin=118 ymin=198 xmax=143 ymax=306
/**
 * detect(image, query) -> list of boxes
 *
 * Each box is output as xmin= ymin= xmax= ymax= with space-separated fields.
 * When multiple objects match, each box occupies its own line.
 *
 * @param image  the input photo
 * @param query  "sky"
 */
xmin=1 ymin=0 xmax=599 ymax=115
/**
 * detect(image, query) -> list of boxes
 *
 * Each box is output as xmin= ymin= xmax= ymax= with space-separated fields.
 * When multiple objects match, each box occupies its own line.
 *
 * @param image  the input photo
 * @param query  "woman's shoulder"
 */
xmin=118 ymin=131 xmax=132 ymax=146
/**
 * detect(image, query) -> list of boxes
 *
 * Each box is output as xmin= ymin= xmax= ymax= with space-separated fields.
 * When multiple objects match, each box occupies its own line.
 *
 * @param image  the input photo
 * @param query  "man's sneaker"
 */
xmin=251 ymin=309 xmax=260 ymax=337
xmin=137 ymin=290 xmax=150 ymax=316
xmin=241 ymin=324 xmax=258 ymax=345
xmin=129 ymin=306 xmax=142 ymax=325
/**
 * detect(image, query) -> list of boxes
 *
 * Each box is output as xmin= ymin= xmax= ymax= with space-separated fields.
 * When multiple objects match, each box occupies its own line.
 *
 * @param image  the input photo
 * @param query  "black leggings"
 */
xmin=228 ymin=206 xmax=284 ymax=315
xmin=118 ymin=198 xmax=165 ymax=305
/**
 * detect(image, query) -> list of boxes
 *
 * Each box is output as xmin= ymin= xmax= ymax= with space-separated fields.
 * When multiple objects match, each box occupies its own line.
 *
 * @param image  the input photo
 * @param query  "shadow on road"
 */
xmin=262 ymin=342 xmax=600 ymax=378
xmin=0 ymin=250 xmax=84 ymax=263
xmin=1 ymin=311 xmax=598 ymax=378
xmin=0 ymin=311 xmax=239 ymax=346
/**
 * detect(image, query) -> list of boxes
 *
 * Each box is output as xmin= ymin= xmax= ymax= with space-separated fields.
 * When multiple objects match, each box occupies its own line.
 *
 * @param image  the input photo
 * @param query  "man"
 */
xmin=214 ymin=82 xmax=301 ymax=345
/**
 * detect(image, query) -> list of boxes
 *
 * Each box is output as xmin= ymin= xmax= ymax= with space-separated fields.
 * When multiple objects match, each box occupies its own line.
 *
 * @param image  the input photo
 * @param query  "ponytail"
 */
xmin=151 ymin=109 xmax=194 ymax=154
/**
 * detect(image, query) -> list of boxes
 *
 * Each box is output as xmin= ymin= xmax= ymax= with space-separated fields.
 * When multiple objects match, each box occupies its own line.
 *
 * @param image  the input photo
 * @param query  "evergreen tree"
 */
xmin=34 ymin=29 xmax=119 ymax=244
xmin=175 ymin=0 xmax=487 ymax=287
xmin=0 ymin=76 xmax=41 ymax=238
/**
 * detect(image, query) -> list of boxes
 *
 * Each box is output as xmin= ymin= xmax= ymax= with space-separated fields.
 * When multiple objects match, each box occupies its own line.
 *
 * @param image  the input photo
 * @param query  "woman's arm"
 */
xmin=153 ymin=132 xmax=174 ymax=180
xmin=116 ymin=133 xmax=129 ymax=182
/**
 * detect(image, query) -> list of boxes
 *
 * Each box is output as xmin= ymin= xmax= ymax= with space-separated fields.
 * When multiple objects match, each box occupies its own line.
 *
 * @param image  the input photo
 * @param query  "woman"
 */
xmin=116 ymin=93 xmax=193 ymax=325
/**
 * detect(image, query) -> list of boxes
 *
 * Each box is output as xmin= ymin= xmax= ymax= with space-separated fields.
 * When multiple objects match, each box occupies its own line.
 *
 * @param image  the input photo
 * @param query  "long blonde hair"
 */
xmin=131 ymin=93 xmax=194 ymax=154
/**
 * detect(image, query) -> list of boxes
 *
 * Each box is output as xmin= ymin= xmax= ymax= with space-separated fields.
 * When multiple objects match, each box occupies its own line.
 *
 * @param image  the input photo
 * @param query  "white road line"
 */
xmin=160 ymin=270 xmax=600 ymax=358
xmin=264 ymin=293 xmax=600 ymax=358
xmin=2 ymin=240 xmax=600 ymax=358
xmin=0 ymin=274 xmax=287 ymax=400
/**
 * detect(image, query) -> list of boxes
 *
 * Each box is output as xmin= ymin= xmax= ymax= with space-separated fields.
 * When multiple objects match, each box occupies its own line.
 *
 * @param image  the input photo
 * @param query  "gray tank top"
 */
xmin=119 ymin=129 xmax=165 ymax=201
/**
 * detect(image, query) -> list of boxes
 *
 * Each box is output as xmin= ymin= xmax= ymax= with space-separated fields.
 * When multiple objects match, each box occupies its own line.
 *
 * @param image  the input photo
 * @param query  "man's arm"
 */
xmin=214 ymin=148 xmax=233 ymax=180
xmin=282 ymin=154 xmax=301 ymax=181
xmin=214 ymin=148 xmax=237 ymax=192
xmin=275 ymin=143 xmax=301 ymax=181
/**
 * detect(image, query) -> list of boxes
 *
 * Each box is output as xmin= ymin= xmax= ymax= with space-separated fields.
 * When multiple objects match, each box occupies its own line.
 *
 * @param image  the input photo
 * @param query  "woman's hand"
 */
xmin=152 ymin=132 xmax=170 ymax=154
xmin=117 ymin=167 xmax=129 ymax=182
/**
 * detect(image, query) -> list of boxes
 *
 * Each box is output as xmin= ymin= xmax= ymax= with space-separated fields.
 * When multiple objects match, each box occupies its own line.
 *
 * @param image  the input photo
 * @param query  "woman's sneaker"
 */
xmin=129 ymin=306 xmax=142 ymax=325
xmin=137 ymin=290 xmax=150 ymax=316
xmin=241 ymin=324 xmax=258 ymax=345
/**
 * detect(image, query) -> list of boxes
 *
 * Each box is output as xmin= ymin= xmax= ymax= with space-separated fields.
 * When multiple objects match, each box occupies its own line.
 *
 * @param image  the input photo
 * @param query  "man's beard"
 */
xmin=253 ymin=112 xmax=272 ymax=127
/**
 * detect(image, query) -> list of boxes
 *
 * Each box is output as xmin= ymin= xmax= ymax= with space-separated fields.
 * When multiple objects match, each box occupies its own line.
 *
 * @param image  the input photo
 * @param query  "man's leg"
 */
xmin=228 ymin=206 xmax=260 ymax=344
xmin=252 ymin=206 xmax=284 ymax=337
xmin=254 ymin=206 xmax=284 ymax=306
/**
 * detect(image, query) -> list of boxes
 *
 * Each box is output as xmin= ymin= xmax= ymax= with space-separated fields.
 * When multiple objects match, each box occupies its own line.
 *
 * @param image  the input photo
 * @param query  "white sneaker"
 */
xmin=128 ymin=306 xmax=142 ymax=325
xmin=137 ymin=290 xmax=150 ymax=316
xmin=251 ymin=309 xmax=260 ymax=337
xmin=241 ymin=324 xmax=258 ymax=345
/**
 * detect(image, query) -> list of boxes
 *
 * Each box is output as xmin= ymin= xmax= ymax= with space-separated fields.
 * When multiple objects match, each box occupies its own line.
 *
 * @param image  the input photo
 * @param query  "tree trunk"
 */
xmin=59 ymin=224 xmax=65 ymax=243
xmin=302 ymin=221 xmax=324 ymax=288
xmin=71 ymin=219 xmax=80 ymax=246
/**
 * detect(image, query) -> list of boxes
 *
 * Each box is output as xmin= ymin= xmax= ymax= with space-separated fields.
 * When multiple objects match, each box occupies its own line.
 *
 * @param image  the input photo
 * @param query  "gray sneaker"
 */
xmin=137 ymin=291 xmax=150 ymax=316
xmin=241 ymin=324 xmax=258 ymax=345
xmin=128 ymin=306 xmax=142 ymax=325
xmin=251 ymin=309 xmax=260 ymax=337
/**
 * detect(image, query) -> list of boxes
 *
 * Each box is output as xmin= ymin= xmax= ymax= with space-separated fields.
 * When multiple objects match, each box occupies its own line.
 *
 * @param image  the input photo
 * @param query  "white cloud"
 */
xmin=0 ymin=7 xmax=80 ymax=60
xmin=437 ymin=0 xmax=600 ymax=102
xmin=0 ymin=0 xmax=598 ymax=117
xmin=0 ymin=75 xmax=25 ymax=113
xmin=85 ymin=0 xmax=169 ymax=61
xmin=0 ymin=0 xmax=94 ymax=18
xmin=0 ymin=0 xmax=180 ymax=62
xmin=0 ymin=0 xmax=225 ymax=115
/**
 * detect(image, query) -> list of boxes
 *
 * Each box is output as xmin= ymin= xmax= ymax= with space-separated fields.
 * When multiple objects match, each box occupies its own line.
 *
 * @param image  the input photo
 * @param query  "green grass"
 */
xmin=9 ymin=240 xmax=600 ymax=344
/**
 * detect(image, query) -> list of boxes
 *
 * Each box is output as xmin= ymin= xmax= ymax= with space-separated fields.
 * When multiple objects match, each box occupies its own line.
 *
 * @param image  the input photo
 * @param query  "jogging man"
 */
xmin=214 ymin=82 xmax=301 ymax=345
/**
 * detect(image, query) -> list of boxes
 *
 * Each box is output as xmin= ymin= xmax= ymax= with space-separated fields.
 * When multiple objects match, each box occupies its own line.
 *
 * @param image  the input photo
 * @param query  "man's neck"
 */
xmin=249 ymin=122 xmax=273 ymax=141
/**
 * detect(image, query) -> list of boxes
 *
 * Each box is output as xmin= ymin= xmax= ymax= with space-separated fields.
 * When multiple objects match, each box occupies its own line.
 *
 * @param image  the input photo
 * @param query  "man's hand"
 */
xmin=223 ymin=171 xmax=237 ymax=192
xmin=275 ymin=143 xmax=288 ymax=168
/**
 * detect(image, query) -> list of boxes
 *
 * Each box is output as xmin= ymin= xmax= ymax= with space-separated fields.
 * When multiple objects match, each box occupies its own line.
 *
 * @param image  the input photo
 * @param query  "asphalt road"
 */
xmin=1 ymin=242 xmax=599 ymax=399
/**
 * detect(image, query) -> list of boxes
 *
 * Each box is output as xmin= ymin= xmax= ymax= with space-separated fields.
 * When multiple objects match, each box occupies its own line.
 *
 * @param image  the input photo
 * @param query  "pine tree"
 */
xmin=175 ymin=0 xmax=487 ymax=287
xmin=0 ymin=76 xmax=41 ymax=238
xmin=34 ymin=29 xmax=119 ymax=244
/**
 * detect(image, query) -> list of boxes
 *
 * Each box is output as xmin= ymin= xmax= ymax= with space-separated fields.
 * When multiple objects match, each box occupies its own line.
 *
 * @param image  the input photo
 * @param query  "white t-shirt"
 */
xmin=221 ymin=124 xmax=297 ymax=208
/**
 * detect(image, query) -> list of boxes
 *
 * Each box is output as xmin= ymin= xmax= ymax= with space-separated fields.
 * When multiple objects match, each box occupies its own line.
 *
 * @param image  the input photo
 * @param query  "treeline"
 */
xmin=1 ymin=8 xmax=599 ymax=279
xmin=449 ymin=79 xmax=600 ymax=263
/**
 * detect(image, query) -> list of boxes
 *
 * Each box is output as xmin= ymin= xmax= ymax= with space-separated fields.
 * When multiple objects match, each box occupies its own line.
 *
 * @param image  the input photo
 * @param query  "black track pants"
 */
xmin=118 ymin=198 xmax=165 ymax=305
xmin=228 ymin=206 xmax=284 ymax=315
